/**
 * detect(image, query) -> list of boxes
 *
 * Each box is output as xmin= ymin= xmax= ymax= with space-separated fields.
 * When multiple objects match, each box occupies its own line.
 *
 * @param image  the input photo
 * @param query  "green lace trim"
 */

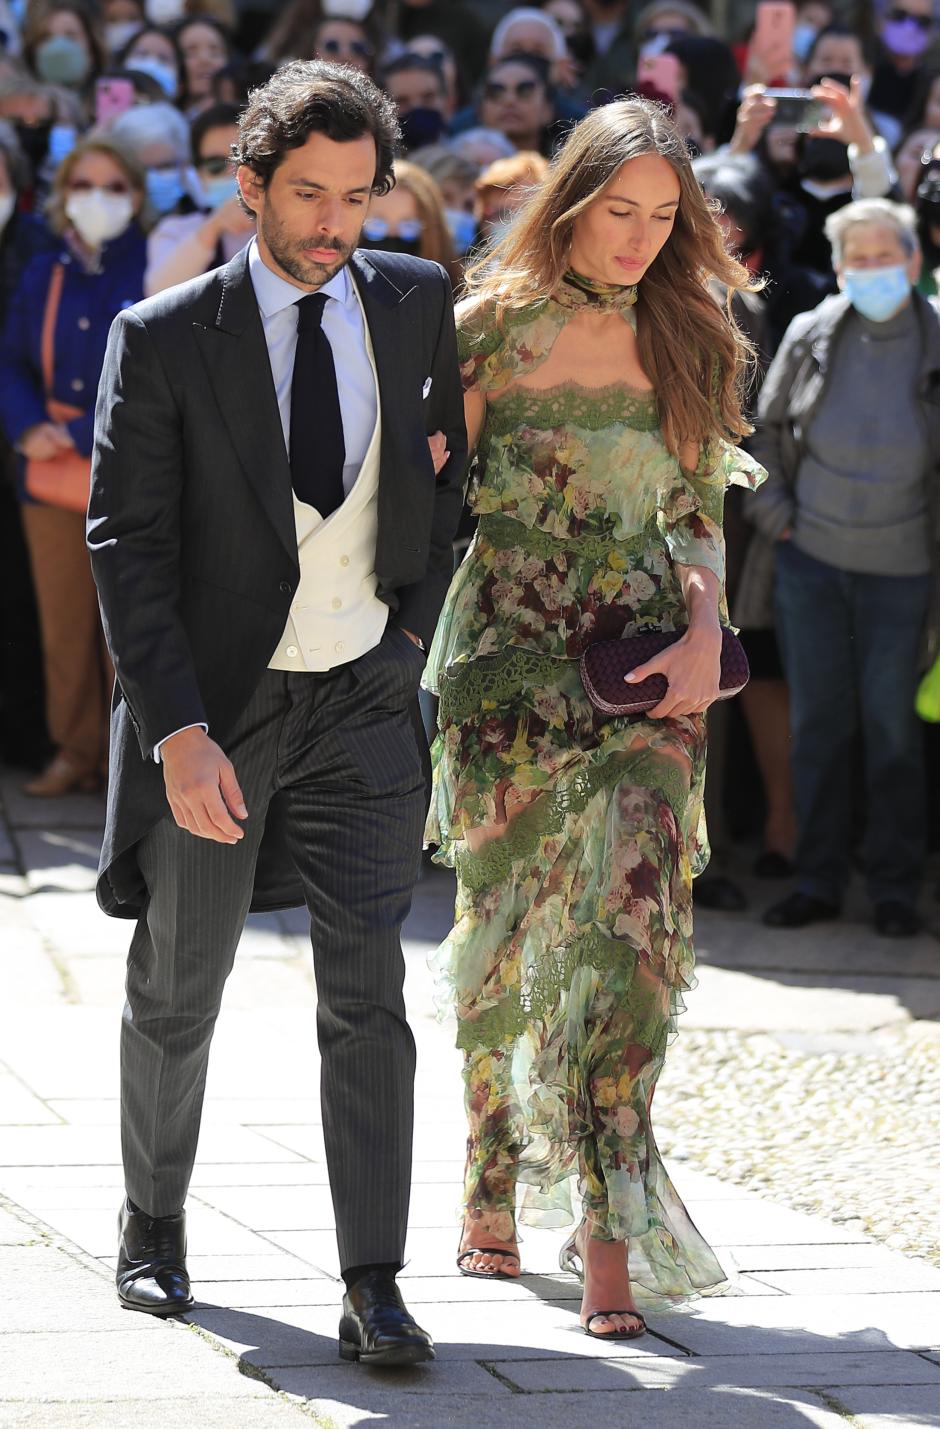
xmin=438 ymin=647 xmax=566 ymax=728
xmin=485 ymin=380 xmax=660 ymax=434
xmin=477 ymin=511 xmax=651 ymax=563
xmin=454 ymin=746 xmax=689 ymax=897
xmin=455 ymin=922 xmax=672 ymax=1054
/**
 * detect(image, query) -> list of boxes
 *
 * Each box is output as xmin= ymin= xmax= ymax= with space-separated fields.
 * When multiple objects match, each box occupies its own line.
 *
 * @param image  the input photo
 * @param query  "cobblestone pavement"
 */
xmin=1 ymin=768 xmax=940 ymax=1426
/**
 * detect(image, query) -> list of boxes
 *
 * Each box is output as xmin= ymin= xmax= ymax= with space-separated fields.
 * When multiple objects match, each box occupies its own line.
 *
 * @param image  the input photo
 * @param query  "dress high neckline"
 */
xmin=554 ymin=268 xmax=639 ymax=314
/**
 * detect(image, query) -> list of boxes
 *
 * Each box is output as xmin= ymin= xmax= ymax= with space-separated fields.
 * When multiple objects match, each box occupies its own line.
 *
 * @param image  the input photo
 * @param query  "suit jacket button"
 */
xmin=279 ymin=581 xmax=292 ymax=593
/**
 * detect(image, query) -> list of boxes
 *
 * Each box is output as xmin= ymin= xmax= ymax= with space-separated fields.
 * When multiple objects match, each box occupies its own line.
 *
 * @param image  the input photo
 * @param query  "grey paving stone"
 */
xmin=831 ymin=1383 xmax=940 ymax=1425
xmin=749 ymin=1266 xmax=940 ymax=1297
xmin=723 ymin=1244 xmax=915 ymax=1274
xmin=0 ymin=1072 xmax=60 ymax=1128
xmin=16 ymin=830 xmax=100 ymax=894
xmin=691 ymin=1199 xmax=872 ymax=1248
xmin=0 ymin=1398 xmax=313 ymax=1429
xmin=0 ymin=1328 xmax=275 ymax=1401
xmin=0 ymin=777 xmax=105 ymax=831
xmin=272 ymin=1361 xmax=511 ymax=1398
xmin=281 ymin=1387 xmax=847 ymax=1429
xmin=491 ymin=1350 xmax=940 ymax=1394
xmin=650 ymin=1293 xmax=940 ymax=1356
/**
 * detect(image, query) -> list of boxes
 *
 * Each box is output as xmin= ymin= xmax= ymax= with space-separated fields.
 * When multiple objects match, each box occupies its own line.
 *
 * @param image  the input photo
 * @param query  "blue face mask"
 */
xmin=445 ymin=207 xmax=477 ymax=255
xmin=201 ymin=174 xmax=238 ymax=211
xmin=842 ymin=264 xmax=911 ymax=323
xmin=792 ymin=21 xmax=818 ymax=61
xmin=146 ymin=166 xmax=185 ymax=215
xmin=125 ymin=54 xmax=178 ymax=97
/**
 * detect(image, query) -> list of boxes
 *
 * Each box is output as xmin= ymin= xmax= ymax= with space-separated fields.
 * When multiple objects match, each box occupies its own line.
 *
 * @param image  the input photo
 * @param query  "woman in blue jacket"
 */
xmin=0 ymin=134 xmax=147 ymax=796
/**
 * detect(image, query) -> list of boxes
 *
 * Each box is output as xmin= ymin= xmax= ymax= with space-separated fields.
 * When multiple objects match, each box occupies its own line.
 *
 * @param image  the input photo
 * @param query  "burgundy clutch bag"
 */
xmin=579 ymin=627 xmax=750 ymax=716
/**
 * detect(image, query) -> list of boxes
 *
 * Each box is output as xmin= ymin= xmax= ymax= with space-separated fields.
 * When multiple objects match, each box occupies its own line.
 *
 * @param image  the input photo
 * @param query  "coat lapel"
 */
xmin=191 ymin=247 xmax=298 ymax=565
xmin=347 ymin=251 xmax=418 ymax=551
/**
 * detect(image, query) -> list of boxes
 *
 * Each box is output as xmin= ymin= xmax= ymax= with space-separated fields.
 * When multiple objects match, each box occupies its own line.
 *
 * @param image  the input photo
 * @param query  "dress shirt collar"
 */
xmin=247 ymin=236 xmax=352 ymax=318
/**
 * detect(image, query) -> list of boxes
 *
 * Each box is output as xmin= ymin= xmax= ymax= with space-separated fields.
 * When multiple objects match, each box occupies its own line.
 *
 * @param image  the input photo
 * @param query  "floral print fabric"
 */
xmin=425 ymin=280 xmax=764 ymax=1302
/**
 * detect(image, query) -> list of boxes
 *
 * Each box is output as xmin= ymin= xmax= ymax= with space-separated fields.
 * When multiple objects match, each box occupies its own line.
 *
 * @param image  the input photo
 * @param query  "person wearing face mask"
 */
xmin=101 ymin=0 xmax=146 ymax=60
xmin=361 ymin=156 xmax=459 ymax=285
xmin=109 ymin=99 xmax=199 ymax=221
xmin=22 ymin=1 xmax=106 ymax=102
xmin=748 ymin=199 xmax=940 ymax=938
xmin=118 ymin=22 xmax=183 ymax=99
xmin=0 ymin=135 xmax=147 ymax=797
xmin=380 ymin=53 xmax=451 ymax=153
xmin=145 ymin=101 xmax=254 ymax=293
xmin=871 ymin=0 xmax=937 ymax=139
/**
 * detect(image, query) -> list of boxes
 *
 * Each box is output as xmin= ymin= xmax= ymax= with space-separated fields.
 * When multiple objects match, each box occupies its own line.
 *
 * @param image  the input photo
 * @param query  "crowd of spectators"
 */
xmin=0 ymin=0 xmax=937 ymax=926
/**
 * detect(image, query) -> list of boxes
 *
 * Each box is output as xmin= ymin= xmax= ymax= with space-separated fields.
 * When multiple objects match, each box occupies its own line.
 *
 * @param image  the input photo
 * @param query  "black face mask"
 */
xmin=399 ymin=106 xmax=447 ymax=151
xmin=566 ymin=31 xmax=595 ymax=66
xmin=798 ymin=134 xmax=851 ymax=182
xmin=361 ymin=234 xmax=423 ymax=256
xmin=14 ymin=119 xmax=52 ymax=171
xmin=807 ymin=70 xmax=854 ymax=88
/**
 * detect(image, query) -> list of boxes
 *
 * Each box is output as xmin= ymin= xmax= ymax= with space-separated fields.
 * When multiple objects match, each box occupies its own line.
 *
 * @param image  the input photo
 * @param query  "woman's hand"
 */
xmin=728 ymin=85 xmax=777 ymax=154
xmin=427 ymin=429 xmax=449 ymax=475
xmin=810 ymin=75 xmax=873 ymax=154
xmin=19 ymin=422 xmax=75 ymax=461
xmin=627 ymin=623 xmax=723 ymax=719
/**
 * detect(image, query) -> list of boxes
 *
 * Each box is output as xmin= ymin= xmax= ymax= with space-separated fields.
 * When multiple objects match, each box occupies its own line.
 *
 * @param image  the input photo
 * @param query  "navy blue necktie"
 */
xmin=290 ymin=292 xmax=345 ymax=517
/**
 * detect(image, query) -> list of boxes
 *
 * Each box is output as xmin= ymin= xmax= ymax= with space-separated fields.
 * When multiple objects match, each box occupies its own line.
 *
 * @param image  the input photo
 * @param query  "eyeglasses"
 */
xmin=887 ymin=7 xmax=933 ymax=27
xmin=484 ymin=79 xmax=539 ymax=101
xmin=361 ymin=216 xmax=423 ymax=241
xmin=197 ymin=154 xmax=231 ymax=174
xmin=319 ymin=37 xmax=374 ymax=59
xmin=69 ymin=178 xmax=131 ymax=194
xmin=408 ymin=46 xmax=448 ymax=67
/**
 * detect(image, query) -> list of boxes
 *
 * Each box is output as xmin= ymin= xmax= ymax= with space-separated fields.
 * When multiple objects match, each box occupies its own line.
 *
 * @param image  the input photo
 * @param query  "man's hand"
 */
xmin=160 ymin=726 xmax=248 ymax=843
xmin=627 ymin=623 xmax=723 ymax=720
xmin=19 ymin=422 xmax=75 ymax=461
xmin=427 ymin=429 xmax=449 ymax=476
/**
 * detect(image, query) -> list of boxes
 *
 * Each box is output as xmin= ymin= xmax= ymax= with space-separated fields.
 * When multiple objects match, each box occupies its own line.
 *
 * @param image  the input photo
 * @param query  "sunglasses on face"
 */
xmin=69 ymin=178 xmax=131 ymax=194
xmin=197 ymin=154 xmax=231 ymax=174
xmin=361 ymin=216 xmax=423 ymax=241
xmin=319 ymin=37 xmax=373 ymax=59
xmin=888 ymin=7 xmax=933 ymax=26
xmin=484 ymin=79 xmax=539 ymax=101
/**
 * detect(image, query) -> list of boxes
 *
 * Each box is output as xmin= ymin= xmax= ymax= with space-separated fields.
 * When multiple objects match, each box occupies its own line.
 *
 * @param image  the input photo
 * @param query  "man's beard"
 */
xmin=259 ymin=202 xmax=358 ymax=287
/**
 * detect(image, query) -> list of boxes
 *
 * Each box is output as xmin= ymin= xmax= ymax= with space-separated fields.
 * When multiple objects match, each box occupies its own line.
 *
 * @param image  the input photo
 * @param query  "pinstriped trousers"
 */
xmin=121 ymin=626 xmax=427 ymax=1271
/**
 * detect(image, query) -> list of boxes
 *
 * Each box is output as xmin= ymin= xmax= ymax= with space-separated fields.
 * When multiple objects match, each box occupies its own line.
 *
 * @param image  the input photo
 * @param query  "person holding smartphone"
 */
xmin=144 ymin=101 xmax=253 ymax=295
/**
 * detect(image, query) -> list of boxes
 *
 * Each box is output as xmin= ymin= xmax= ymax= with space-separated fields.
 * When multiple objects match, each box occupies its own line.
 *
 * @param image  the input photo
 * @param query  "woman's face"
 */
xmin=568 ymin=152 xmax=681 ymax=287
xmin=896 ymin=127 xmax=940 ymax=200
xmin=480 ymin=62 xmax=552 ymax=144
xmin=126 ymin=30 xmax=177 ymax=70
xmin=313 ymin=20 xmax=373 ymax=73
xmin=104 ymin=0 xmax=144 ymax=19
xmin=366 ymin=185 xmax=420 ymax=231
xmin=179 ymin=22 xmax=227 ymax=99
xmin=544 ymin=0 xmax=584 ymax=38
xmin=43 ymin=8 xmax=92 ymax=57
xmin=67 ymin=148 xmax=142 ymax=216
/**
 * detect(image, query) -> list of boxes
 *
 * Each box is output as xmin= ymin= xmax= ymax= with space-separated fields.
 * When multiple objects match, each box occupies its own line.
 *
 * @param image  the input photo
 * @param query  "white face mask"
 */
xmin=0 ymin=192 xmax=15 ymax=231
xmin=145 ymin=0 xmax=185 ymax=23
xmin=322 ymin=0 xmax=372 ymax=17
xmin=65 ymin=188 xmax=134 ymax=247
xmin=105 ymin=20 xmax=143 ymax=56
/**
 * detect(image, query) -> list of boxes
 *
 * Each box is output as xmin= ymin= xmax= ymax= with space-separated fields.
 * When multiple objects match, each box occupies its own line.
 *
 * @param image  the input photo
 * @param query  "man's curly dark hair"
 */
xmin=233 ymin=60 xmax=401 ymax=198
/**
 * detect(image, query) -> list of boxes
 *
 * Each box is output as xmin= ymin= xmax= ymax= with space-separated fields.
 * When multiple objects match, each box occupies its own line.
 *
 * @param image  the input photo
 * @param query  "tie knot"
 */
xmin=296 ymin=291 xmax=328 ymax=333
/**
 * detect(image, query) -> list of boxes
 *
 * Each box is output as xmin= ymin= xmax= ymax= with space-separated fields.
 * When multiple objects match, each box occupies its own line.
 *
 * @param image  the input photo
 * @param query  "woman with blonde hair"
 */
xmin=363 ymin=157 xmax=459 ymax=286
xmin=474 ymin=149 xmax=548 ymax=242
xmin=424 ymin=97 xmax=765 ymax=1336
xmin=0 ymin=133 xmax=147 ymax=794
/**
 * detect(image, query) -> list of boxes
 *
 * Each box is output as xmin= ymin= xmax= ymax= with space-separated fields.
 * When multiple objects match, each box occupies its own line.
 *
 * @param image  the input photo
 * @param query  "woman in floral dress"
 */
xmin=423 ymin=98 xmax=766 ymax=1339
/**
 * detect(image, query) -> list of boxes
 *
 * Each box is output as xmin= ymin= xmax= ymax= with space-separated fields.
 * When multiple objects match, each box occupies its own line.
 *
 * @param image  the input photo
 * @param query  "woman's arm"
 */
xmin=626 ymin=563 xmax=723 ymax=720
xmin=464 ymin=383 xmax=486 ymax=453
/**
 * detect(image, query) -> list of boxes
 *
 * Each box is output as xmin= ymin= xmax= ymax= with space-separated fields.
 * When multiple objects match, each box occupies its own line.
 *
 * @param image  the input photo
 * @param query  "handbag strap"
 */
xmin=40 ymin=261 xmax=66 ymax=400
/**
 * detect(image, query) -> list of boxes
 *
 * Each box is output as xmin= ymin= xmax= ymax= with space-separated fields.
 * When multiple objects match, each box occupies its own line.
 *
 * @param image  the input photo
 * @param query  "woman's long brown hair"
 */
xmin=462 ymin=97 xmax=763 ymax=458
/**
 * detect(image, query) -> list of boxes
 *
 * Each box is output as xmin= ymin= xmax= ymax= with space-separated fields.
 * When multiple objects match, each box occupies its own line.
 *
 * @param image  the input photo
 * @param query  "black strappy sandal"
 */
xmin=583 ymin=1309 xmax=647 ymax=1341
xmin=456 ymin=1246 xmax=521 ymax=1281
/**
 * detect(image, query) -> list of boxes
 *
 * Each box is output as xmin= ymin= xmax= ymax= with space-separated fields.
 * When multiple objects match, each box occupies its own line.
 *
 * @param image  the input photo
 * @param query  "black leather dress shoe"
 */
xmin=874 ymin=900 xmax=922 ymax=938
xmin=762 ymin=891 xmax=840 ymax=929
xmin=339 ymin=1270 xmax=434 ymax=1367
xmin=116 ymin=1198 xmax=194 ymax=1316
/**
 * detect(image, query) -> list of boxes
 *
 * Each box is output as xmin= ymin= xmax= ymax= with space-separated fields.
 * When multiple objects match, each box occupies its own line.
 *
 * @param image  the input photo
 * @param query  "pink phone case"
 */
xmin=95 ymin=78 xmax=136 ymax=125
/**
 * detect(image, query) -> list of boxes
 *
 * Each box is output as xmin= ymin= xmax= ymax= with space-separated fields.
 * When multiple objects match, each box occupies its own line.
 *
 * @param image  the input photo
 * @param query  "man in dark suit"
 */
xmin=87 ymin=61 xmax=467 ymax=1368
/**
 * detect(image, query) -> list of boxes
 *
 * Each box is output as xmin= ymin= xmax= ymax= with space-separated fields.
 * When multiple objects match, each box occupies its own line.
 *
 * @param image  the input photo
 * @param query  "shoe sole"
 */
xmin=339 ymin=1339 xmax=435 ymax=1367
xmin=119 ymin=1295 xmax=194 ymax=1317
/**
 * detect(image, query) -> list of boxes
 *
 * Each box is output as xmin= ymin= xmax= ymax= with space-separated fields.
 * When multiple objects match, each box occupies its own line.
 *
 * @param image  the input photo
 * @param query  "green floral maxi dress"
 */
xmin=423 ymin=275 xmax=765 ymax=1302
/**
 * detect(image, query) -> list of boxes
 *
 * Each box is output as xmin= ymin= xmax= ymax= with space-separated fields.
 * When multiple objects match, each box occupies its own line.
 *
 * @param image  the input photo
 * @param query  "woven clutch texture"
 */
xmin=580 ymin=627 xmax=750 ymax=716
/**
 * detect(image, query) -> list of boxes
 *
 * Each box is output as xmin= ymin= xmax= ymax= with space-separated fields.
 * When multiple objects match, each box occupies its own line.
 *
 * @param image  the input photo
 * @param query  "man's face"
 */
xmin=804 ymin=34 xmax=867 ymax=81
xmin=238 ymin=129 xmax=377 ymax=290
xmin=385 ymin=66 xmax=447 ymax=118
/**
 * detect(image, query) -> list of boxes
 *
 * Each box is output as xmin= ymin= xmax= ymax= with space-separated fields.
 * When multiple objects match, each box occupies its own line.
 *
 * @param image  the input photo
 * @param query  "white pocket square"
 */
xmin=422 ymin=376 xmax=433 ymax=399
